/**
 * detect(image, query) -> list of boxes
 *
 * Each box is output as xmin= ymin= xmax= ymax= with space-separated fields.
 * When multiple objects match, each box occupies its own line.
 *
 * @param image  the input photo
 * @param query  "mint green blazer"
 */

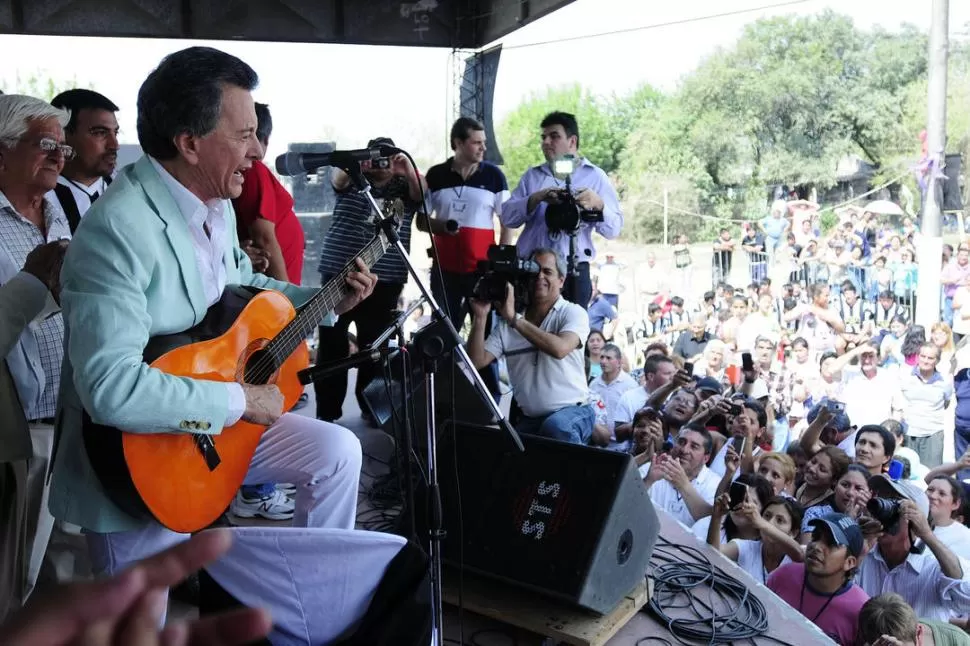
xmin=49 ymin=157 xmax=320 ymax=533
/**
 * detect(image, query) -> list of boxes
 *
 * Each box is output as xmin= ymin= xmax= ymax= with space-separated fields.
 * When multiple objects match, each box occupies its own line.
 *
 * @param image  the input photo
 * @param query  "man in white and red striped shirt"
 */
xmin=423 ymin=117 xmax=511 ymax=391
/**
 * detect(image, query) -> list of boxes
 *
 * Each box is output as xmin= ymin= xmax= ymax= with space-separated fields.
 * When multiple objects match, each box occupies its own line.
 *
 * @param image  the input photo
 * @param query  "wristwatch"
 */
xmin=511 ymin=313 xmax=525 ymax=329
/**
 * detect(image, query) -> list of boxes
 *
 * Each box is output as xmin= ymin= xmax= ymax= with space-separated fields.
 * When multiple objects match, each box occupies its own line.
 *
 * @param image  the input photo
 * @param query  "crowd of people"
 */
xmin=2 ymin=36 xmax=970 ymax=645
xmin=568 ymin=206 xmax=970 ymax=643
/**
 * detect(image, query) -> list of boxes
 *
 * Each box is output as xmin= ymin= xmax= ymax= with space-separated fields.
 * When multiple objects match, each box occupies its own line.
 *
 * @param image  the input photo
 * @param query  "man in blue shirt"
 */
xmin=588 ymin=286 xmax=618 ymax=340
xmin=501 ymin=112 xmax=622 ymax=310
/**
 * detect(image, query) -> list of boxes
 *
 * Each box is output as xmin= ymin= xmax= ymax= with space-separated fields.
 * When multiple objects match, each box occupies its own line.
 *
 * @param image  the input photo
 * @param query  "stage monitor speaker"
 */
xmin=438 ymin=422 xmax=658 ymax=615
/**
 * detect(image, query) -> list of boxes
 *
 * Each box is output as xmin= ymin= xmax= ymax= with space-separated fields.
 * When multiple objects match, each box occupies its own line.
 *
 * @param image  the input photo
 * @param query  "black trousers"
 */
xmin=563 ymin=261 xmax=592 ymax=310
xmin=314 ymin=281 xmax=404 ymax=421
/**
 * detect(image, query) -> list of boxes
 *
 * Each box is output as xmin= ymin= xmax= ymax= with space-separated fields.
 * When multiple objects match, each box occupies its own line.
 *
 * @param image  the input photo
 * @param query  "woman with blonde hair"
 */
xmin=756 ymin=452 xmax=797 ymax=497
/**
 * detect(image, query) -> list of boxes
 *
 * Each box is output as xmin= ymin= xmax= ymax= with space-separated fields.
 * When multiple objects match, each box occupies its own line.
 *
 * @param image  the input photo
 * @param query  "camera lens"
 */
xmin=866 ymin=497 xmax=901 ymax=527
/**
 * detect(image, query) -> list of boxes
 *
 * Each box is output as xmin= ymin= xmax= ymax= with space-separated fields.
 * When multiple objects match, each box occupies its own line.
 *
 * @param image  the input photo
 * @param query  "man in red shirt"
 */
xmin=232 ymin=102 xmax=305 ymax=284
xmin=230 ymin=102 xmax=307 ymax=519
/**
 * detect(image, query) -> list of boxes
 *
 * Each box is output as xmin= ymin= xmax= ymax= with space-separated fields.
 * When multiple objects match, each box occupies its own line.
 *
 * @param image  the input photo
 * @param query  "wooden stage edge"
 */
xmin=442 ymin=571 xmax=653 ymax=646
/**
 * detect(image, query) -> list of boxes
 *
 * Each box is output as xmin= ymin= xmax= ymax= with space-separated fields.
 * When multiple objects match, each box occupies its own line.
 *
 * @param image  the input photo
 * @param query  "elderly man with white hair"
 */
xmin=0 ymin=94 xmax=72 ymax=602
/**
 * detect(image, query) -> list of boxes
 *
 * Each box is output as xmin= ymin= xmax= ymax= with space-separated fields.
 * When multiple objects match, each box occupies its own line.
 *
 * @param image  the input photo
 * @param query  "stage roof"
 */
xmin=0 ymin=0 xmax=575 ymax=49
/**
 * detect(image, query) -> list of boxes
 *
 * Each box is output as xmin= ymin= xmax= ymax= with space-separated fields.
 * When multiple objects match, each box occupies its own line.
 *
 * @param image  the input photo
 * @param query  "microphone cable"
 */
xmin=646 ymin=536 xmax=792 ymax=646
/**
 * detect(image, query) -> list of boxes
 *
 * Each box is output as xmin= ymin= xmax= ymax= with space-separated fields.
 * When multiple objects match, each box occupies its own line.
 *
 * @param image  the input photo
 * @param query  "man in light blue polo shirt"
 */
xmin=895 ymin=343 xmax=953 ymax=468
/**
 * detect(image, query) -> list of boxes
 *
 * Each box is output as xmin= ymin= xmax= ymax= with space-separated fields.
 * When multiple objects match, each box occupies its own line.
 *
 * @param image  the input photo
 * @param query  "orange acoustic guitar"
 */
xmin=83 ymin=205 xmax=400 ymax=533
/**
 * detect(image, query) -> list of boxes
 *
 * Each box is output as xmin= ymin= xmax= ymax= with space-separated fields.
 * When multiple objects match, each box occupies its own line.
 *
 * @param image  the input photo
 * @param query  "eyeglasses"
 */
xmin=29 ymin=137 xmax=75 ymax=160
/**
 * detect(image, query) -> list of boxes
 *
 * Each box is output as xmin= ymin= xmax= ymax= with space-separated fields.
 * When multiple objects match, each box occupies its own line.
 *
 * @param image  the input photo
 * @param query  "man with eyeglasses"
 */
xmin=48 ymin=90 xmax=120 ymax=233
xmin=0 ymin=94 xmax=73 ymax=601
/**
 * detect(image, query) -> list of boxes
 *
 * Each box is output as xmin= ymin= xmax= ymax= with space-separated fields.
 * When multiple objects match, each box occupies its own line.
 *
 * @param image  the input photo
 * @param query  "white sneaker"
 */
xmin=276 ymin=483 xmax=297 ymax=497
xmin=230 ymin=488 xmax=295 ymax=521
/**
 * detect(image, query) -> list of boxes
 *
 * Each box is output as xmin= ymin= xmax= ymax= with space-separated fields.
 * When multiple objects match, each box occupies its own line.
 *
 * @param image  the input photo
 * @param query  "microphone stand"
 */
xmin=342 ymin=161 xmax=524 ymax=646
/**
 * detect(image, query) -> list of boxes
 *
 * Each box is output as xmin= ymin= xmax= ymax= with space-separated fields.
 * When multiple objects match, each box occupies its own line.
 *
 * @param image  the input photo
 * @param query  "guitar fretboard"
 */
xmin=263 ymin=233 xmax=388 ymax=364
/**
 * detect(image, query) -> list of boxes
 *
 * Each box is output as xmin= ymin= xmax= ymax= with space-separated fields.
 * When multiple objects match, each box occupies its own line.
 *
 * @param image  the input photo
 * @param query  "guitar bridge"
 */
xmin=194 ymin=434 xmax=221 ymax=471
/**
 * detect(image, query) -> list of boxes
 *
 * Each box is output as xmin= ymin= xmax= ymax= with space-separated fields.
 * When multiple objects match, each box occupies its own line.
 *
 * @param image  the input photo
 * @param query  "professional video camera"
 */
xmin=472 ymin=244 xmax=540 ymax=308
xmin=544 ymin=155 xmax=604 ymax=234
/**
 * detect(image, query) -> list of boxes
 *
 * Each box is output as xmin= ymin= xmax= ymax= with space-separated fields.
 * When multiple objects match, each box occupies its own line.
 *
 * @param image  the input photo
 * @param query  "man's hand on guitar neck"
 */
xmin=335 ymin=258 xmax=378 ymax=316
xmin=242 ymin=384 xmax=285 ymax=426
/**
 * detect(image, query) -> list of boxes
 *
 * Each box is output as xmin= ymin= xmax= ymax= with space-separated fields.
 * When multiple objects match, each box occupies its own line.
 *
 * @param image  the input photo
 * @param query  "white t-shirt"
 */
xmin=934 ymin=523 xmax=970 ymax=561
xmin=647 ymin=464 xmax=720 ymax=528
xmin=597 ymin=261 xmax=623 ymax=294
xmin=484 ymin=296 xmax=590 ymax=418
xmin=589 ymin=371 xmax=639 ymax=432
xmin=734 ymin=539 xmax=793 ymax=585
xmin=841 ymin=366 xmax=899 ymax=429
xmin=954 ymin=286 xmax=970 ymax=337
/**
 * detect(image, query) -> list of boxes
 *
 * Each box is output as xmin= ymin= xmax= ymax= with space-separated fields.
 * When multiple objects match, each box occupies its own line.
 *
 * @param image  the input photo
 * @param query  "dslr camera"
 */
xmin=543 ymin=155 xmax=604 ymax=234
xmin=472 ymin=245 xmax=540 ymax=309
xmin=867 ymin=497 xmax=902 ymax=531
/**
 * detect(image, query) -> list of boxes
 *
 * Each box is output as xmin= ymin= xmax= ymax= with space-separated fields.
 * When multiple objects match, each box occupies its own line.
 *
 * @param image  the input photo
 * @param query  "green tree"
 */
xmin=0 ymin=70 xmax=90 ymax=101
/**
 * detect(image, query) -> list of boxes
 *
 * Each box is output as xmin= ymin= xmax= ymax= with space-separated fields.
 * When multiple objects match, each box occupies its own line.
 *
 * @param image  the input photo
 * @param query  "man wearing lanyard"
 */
xmin=424 ymin=117 xmax=511 ymax=394
xmin=501 ymin=111 xmax=623 ymax=310
xmin=47 ymin=90 xmax=120 ymax=232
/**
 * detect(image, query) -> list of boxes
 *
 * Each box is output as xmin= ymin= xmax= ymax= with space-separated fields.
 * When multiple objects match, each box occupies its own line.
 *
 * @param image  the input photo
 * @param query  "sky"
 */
xmin=1 ymin=0 xmax=967 ymax=167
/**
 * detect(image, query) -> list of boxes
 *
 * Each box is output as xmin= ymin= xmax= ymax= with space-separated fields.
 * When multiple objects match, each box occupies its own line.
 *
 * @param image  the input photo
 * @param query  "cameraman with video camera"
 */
xmin=501 ymin=112 xmax=622 ymax=309
xmin=467 ymin=248 xmax=594 ymax=445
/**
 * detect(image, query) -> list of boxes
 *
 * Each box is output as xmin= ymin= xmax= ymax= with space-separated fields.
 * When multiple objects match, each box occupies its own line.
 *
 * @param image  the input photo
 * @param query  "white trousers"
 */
xmin=86 ymin=414 xmax=396 ymax=644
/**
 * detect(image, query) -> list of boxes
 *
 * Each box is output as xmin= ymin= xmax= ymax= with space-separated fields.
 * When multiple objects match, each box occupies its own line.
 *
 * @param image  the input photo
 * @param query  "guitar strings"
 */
xmin=245 ymin=239 xmax=380 ymax=383
xmin=243 ymin=233 xmax=388 ymax=385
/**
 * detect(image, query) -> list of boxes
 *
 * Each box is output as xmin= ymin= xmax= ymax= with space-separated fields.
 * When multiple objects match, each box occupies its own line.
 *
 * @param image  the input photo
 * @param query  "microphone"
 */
xmin=275 ymin=145 xmax=400 ymax=176
xmin=296 ymin=346 xmax=399 ymax=385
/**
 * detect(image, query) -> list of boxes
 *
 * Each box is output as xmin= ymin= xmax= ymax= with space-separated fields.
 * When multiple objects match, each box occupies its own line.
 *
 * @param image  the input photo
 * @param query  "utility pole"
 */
xmin=663 ymin=186 xmax=669 ymax=247
xmin=916 ymin=0 xmax=948 ymax=326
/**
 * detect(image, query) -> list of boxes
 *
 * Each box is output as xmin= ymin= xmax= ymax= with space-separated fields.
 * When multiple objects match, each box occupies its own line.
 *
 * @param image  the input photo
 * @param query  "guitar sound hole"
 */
xmin=243 ymin=349 xmax=277 ymax=385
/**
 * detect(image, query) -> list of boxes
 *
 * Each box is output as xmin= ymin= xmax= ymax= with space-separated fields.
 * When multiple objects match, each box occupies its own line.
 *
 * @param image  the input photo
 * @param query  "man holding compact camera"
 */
xmin=501 ymin=112 xmax=622 ymax=309
xmin=314 ymin=136 xmax=427 ymax=424
xmin=467 ymin=248 xmax=593 ymax=445
xmin=857 ymin=475 xmax=970 ymax=621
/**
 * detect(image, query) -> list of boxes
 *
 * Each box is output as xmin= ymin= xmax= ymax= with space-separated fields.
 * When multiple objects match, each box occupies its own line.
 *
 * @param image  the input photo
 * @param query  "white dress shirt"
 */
xmin=49 ymin=175 xmax=109 ymax=219
xmin=646 ymin=464 xmax=720 ymax=528
xmin=149 ymin=158 xmax=246 ymax=424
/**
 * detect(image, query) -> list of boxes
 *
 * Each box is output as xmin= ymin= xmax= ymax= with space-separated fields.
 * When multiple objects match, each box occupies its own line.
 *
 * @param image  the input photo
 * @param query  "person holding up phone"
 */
xmin=709 ymin=398 xmax=769 ymax=478
xmin=692 ymin=450 xmax=773 ymax=544
xmin=706 ymin=492 xmax=805 ymax=585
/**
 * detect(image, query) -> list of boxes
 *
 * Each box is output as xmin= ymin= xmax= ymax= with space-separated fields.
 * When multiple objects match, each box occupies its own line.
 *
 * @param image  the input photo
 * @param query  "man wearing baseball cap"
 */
xmin=857 ymin=474 xmax=970 ymax=621
xmin=767 ymin=512 xmax=869 ymax=645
